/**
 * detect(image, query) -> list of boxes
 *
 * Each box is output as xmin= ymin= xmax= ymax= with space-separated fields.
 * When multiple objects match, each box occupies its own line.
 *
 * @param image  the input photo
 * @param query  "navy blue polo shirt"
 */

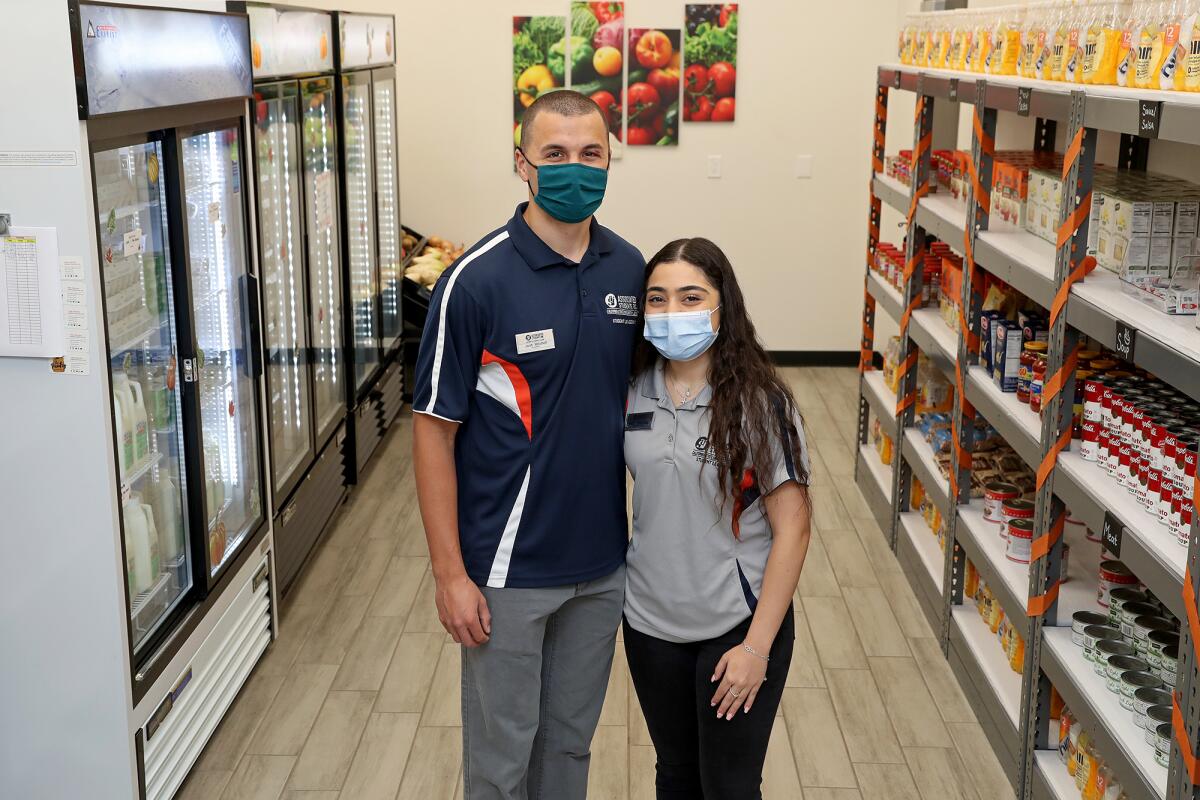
xmin=413 ymin=203 xmax=645 ymax=588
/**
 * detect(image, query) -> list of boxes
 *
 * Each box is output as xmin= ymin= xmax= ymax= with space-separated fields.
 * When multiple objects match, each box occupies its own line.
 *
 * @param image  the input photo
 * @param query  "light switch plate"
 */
xmin=707 ymin=155 xmax=722 ymax=179
xmin=795 ymin=155 xmax=813 ymax=178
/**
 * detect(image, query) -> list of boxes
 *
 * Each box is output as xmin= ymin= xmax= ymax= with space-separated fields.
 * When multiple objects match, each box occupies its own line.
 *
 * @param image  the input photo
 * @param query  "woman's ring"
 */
xmin=730 ymin=688 xmax=741 ymax=698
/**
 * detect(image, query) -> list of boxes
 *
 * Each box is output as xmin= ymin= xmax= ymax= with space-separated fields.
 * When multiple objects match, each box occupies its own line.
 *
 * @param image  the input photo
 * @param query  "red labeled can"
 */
xmin=984 ymin=482 xmax=1021 ymax=524
xmin=1084 ymin=375 xmax=1106 ymax=423
xmin=1081 ymin=419 xmax=1101 ymax=461
xmin=1099 ymin=426 xmax=1115 ymax=472
xmin=1137 ymin=455 xmax=1151 ymax=509
xmin=1119 ymin=442 xmax=1137 ymax=491
xmin=1173 ymin=435 xmax=1199 ymax=498
xmin=1001 ymin=498 xmax=1035 ymax=541
xmin=1173 ymin=492 xmax=1194 ymax=546
xmin=1007 ymin=518 xmax=1034 ymax=563
xmin=1159 ymin=480 xmax=1175 ymax=527
xmin=1098 ymin=560 xmax=1140 ymax=607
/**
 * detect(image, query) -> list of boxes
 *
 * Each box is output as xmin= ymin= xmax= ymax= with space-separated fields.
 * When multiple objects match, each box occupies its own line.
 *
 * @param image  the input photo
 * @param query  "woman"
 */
xmin=623 ymin=238 xmax=812 ymax=800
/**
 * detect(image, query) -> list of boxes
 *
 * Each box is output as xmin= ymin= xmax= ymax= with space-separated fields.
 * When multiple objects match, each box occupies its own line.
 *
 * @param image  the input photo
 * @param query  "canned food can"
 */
xmin=1108 ymin=587 xmax=1148 ymax=624
xmin=1084 ymin=375 xmax=1105 ymax=422
xmin=1098 ymin=560 xmax=1139 ymax=608
xmin=1120 ymin=670 xmax=1163 ymax=711
xmin=1156 ymin=722 xmax=1172 ymax=768
xmin=1133 ymin=687 xmax=1172 ymax=729
xmin=1080 ymin=419 xmax=1100 ymax=461
xmin=1132 ymin=616 xmax=1176 ymax=657
xmin=1162 ymin=645 xmax=1179 ymax=685
xmin=1105 ymin=654 xmax=1149 ymax=693
xmin=1006 ymin=519 xmax=1033 ymax=563
xmin=1071 ymin=611 xmax=1109 ymax=646
xmin=1145 ymin=706 xmax=1172 ymax=745
xmin=1174 ymin=494 xmax=1194 ymax=547
xmin=1120 ymin=601 xmax=1162 ymax=639
xmin=1147 ymin=630 xmax=1180 ymax=670
xmin=1159 ymin=480 xmax=1176 ymax=527
xmin=983 ymin=482 xmax=1020 ymax=524
xmin=1090 ymin=632 xmax=1132 ymax=669
xmin=1001 ymin=498 xmax=1035 ymax=527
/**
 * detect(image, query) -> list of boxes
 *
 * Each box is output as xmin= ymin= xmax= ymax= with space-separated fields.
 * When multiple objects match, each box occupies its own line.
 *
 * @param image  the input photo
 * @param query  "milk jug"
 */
xmin=112 ymin=372 xmax=136 ymax=472
xmin=152 ymin=474 xmax=183 ymax=564
xmin=128 ymin=379 xmax=150 ymax=462
xmin=125 ymin=496 xmax=155 ymax=595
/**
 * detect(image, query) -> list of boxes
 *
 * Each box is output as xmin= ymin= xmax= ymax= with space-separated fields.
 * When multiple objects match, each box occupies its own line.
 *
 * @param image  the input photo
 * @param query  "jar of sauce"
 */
xmin=1019 ymin=342 xmax=1047 ymax=404
xmin=1030 ymin=351 xmax=1049 ymax=413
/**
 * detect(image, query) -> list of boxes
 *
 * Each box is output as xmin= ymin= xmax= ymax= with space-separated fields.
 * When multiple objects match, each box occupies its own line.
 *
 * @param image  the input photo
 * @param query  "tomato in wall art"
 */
xmin=683 ymin=3 xmax=738 ymax=122
xmin=626 ymin=28 xmax=681 ymax=146
xmin=569 ymin=2 xmax=625 ymax=157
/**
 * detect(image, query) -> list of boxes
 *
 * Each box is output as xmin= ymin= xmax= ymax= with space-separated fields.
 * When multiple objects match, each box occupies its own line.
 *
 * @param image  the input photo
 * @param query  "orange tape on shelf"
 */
xmin=1041 ymin=345 xmax=1081 ymax=407
xmin=1036 ymin=427 xmax=1073 ymax=491
xmin=1184 ymin=566 xmax=1200 ymax=666
xmin=895 ymin=392 xmax=917 ymax=416
xmin=899 ymin=296 xmax=922 ymax=336
xmin=906 ymin=181 xmax=931 ymax=228
xmin=1172 ymin=692 xmax=1200 ymax=784
xmin=1050 ymin=255 xmax=1098 ymax=328
xmin=973 ymin=110 xmax=995 ymax=158
xmin=1056 ymin=192 xmax=1094 ymax=249
xmin=1027 ymin=579 xmax=1061 ymax=616
xmin=1030 ymin=512 xmax=1066 ymax=562
xmin=967 ymin=158 xmax=992 ymax=218
xmin=1061 ymin=128 xmax=1084 ymax=181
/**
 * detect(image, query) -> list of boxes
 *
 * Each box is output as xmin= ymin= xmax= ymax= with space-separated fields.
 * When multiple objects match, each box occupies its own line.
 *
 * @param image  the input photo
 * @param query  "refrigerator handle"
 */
xmin=242 ymin=273 xmax=263 ymax=379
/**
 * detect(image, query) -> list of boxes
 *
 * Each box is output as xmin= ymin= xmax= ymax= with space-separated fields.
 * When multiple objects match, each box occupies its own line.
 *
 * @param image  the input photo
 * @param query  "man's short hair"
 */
xmin=519 ymin=90 xmax=608 ymax=151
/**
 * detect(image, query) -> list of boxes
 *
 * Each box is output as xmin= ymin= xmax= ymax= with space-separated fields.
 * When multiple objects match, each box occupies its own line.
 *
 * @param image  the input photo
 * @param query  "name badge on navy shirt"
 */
xmin=516 ymin=328 xmax=556 ymax=354
xmin=625 ymin=412 xmax=654 ymax=431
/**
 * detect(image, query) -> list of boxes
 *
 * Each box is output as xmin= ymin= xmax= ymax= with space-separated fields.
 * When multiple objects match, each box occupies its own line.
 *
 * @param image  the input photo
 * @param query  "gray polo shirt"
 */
xmin=623 ymin=364 xmax=809 ymax=643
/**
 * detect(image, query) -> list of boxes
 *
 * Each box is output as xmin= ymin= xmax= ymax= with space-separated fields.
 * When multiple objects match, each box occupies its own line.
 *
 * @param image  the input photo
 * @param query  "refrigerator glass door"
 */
xmin=180 ymin=125 xmax=265 ymax=580
xmin=372 ymin=71 xmax=401 ymax=351
xmin=342 ymin=72 xmax=379 ymax=392
xmin=93 ymin=139 xmax=192 ymax=653
xmin=254 ymin=84 xmax=313 ymax=498
xmin=301 ymin=77 xmax=345 ymax=440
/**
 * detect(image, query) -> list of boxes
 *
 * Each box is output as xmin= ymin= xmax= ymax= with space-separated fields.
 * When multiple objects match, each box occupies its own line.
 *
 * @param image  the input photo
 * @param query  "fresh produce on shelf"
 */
xmin=404 ymin=235 xmax=467 ymax=290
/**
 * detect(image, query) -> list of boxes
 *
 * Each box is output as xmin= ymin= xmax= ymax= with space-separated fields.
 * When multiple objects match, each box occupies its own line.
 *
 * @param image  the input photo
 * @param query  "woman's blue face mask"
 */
xmin=518 ymin=148 xmax=608 ymax=224
xmin=643 ymin=306 xmax=721 ymax=362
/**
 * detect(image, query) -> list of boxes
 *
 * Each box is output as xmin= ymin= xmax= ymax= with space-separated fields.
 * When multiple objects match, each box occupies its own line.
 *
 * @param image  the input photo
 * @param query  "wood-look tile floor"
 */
xmin=178 ymin=367 xmax=1010 ymax=800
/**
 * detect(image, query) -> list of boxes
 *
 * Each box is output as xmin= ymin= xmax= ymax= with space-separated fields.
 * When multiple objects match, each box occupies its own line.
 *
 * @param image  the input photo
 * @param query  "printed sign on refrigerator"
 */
xmin=247 ymin=6 xmax=333 ymax=78
xmin=338 ymin=13 xmax=395 ymax=69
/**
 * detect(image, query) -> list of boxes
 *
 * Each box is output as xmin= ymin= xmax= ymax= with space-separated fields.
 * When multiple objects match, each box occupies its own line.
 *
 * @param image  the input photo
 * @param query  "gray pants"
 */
xmin=462 ymin=564 xmax=625 ymax=800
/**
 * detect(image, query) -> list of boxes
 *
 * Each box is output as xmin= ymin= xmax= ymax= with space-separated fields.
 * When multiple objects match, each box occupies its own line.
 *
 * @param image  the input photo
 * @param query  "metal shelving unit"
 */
xmin=854 ymin=64 xmax=1200 ymax=800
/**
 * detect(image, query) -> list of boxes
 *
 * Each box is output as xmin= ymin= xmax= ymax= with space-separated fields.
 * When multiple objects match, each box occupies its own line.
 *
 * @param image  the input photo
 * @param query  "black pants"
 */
xmin=624 ymin=609 xmax=795 ymax=800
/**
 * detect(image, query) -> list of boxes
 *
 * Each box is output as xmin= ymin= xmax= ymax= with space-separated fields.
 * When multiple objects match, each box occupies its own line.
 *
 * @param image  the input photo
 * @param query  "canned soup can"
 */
xmin=1097 ymin=560 xmax=1139 ymax=608
xmin=1090 ymin=635 xmax=1133 ymax=671
xmin=1107 ymin=587 xmax=1148 ymax=626
xmin=1071 ymin=611 xmax=1108 ymax=646
xmin=1006 ymin=519 xmax=1033 ymax=564
xmin=1134 ymin=687 xmax=1171 ymax=729
xmin=984 ymin=482 xmax=1020 ymax=524
xmin=1119 ymin=670 xmax=1163 ymax=711
xmin=1145 ymin=706 xmax=1172 ymax=746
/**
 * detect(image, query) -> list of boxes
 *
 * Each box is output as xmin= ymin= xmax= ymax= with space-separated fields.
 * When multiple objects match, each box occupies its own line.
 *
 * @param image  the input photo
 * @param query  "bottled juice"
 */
xmin=1116 ymin=1 xmax=1146 ymax=85
xmin=1065 ymin=2 xmax=1092 ymax=80
xmin=901 ymin=14 xmax=916 ymax=63
xmin=1161 ymin=0 xmax=1195 ymax=87
xmin=1154 ymin=0 xmax=1185 ymax=88
xmin=1087 ymin=2 xmax=1128 ymax=83
xmin=1052 ymin=0 xmax=1078 ymax=79
xmin=1187 ymin=0 xmax=1200 ymax=90
xmin=1030 ymin=4 xmax=1054 ymax=78
xmin=976 ymin=14 xmax=996 ymax=72
xmin=1134 ymin=1 xmax=1166 ymax=88
xmin=936 ymin=13 xmax=955 ymax=68
xmin=1073 ymin=731 xmax=1093 ymax=785
xmin=951 ymin=13 xmax=972 ymax=70
xmin=915 ymin=16 xmax=931 ymax=66
xmin=999 ymin=4 xmax=1026 ymax=75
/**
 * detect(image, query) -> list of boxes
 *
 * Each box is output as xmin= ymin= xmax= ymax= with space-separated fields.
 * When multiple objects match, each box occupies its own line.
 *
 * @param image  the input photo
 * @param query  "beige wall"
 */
xmin=302 ymin=0 xmax=908 ymax=352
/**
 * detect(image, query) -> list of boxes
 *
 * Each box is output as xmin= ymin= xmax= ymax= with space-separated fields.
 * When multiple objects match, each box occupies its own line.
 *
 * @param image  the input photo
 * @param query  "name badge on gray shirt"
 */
xmin=625 ymin=412 xmax=654 ymax=431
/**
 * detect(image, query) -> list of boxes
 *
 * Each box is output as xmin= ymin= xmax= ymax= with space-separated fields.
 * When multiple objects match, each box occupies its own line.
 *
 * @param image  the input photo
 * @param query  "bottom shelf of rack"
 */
xmin=896 ymin=512 xmax=944 ymax=637
xmin=1032 ymin=750 xmax=1079 ymax=800
xmin=855 ymin=444 xmax=895 ymax=536
xmin=1040 ymin=626 xmax=1168 ymax=800
xmin=947 ymin=606 xmax=1023 ymax=790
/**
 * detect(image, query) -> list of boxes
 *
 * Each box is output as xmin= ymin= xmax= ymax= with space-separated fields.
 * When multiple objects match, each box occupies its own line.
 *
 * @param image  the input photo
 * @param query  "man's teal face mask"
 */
xmin=518 ymin=148 xmax=609 ymax=224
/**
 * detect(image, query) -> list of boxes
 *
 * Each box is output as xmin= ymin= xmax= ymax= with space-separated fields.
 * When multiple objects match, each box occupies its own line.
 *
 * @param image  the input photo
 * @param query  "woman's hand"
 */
xmin=710 ymin=643 xmax=769 ymax=719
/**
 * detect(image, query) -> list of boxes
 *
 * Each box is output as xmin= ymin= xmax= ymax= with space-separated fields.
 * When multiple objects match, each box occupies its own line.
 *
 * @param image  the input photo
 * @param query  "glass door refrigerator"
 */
xmin=335 ymin=11 xmax=405 ymax=482
xmin=246 ymin=4 xmax=349 ymax=593
xmin=66 ymin=4 xmax=274 ymax=798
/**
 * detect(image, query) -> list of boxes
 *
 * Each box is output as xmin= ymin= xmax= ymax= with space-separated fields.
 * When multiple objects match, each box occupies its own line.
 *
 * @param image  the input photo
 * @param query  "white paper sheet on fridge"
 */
xmin=0 ymin=226 xmax=64 ymax=358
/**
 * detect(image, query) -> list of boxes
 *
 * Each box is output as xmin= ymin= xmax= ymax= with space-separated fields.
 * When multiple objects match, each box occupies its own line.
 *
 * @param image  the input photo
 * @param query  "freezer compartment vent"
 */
xmin=142 ymin=556 xmax=272 ymax=800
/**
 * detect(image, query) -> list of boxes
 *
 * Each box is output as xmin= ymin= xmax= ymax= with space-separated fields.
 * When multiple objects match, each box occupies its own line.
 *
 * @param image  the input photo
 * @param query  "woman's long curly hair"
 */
xmin=632 ymin=238 xmax=810 ymax=510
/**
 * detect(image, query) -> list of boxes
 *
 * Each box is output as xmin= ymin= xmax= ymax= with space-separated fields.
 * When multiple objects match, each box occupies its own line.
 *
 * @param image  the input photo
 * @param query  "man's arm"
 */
xmin=413 ymin=413 xmax=491 ymax=647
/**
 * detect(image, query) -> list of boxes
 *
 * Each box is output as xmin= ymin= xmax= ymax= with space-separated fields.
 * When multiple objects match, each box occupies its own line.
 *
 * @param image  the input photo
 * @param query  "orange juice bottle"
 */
xmin=1116 ymin=1 xmax=1146 ymax=85
xmin=937 ymin=13 xmax=956 ymax=68
xmin=1088 ymin=1 xmax=1128 ymax=83
xmin=1004 ymin=5 xmax=1028 ymax=74
xmin=1134 ymin=1 xmax=1166 ymax=87
xmin=1158 ymin=0 xmax=1191 ymax=87
xmin=1051 ymin=1 xmax=1075 ymax=79
xmin=1033 ymin=4 xmax=1056 ymax=78
xmin=977 ymin=13 xmax=997 ymax=72
xmin=1065 ymin=2 xmax=1092 ymax=80
xmin=1186 ymin=0 xmax=1200 ymax=90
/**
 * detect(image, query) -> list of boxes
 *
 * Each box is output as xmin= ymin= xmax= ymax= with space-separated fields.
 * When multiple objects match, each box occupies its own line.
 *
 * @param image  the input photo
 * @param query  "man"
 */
xmin=412 ymin=90 xmax=645 ymax=800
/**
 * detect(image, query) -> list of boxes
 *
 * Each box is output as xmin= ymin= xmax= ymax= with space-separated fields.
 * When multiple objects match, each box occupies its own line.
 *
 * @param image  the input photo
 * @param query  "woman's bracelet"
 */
xmin=742 ymin=642 xmax=769 ymax=662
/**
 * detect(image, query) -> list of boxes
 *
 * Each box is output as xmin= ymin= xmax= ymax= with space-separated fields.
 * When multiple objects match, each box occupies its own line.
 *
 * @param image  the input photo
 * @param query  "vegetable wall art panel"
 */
xmin=683 ymin=3 xmax=738 ymax=122
xmin=625 ymin=28 xmax=681 ymax=146
xmin=514 ymin=15 xmax=566 ymax=148
xmin=568 ymin=2 xmax=625 ymax=157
